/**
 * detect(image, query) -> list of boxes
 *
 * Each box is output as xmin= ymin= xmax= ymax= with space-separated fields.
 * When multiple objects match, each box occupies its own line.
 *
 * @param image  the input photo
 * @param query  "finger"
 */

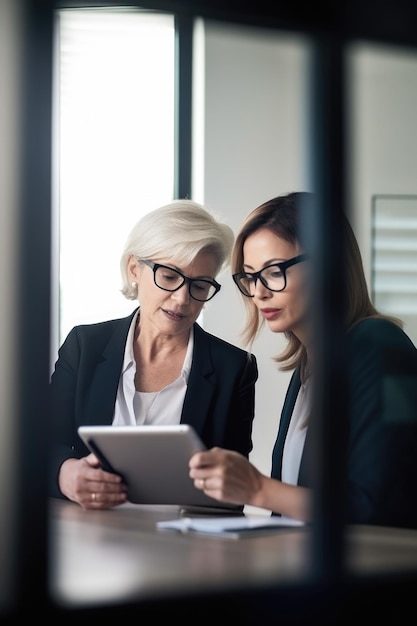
xmin=83 ymin=464 xmax=125 ymax=484
xmin=189 ymin=450 xmax=212 ymax=469
xmin=84 ymin=453 xmax=100 ymax=467
xmin=87 ymin=480 xmax=127 ymax=496
xmin=194 ymin=477 xmax=207 ymax=491
xmin=85 ymin=488 xmax=127 ymax=509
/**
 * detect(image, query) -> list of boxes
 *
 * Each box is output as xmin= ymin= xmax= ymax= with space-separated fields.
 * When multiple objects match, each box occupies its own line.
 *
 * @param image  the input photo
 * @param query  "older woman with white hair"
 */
xmin=49 ymin=199 xmax=258 ymax=509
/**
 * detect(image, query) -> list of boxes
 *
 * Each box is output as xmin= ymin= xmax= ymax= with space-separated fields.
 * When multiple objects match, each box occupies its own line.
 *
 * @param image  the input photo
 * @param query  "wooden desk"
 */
xmin=49 ymin=498 xmax=417 ymax=620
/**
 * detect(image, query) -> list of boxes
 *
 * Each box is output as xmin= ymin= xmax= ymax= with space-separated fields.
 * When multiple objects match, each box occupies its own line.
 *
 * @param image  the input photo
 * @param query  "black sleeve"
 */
xmin=48 ymin=328 xmax=85 ymax=498
xmin=346 ymin=319 xmax=417 ymax=528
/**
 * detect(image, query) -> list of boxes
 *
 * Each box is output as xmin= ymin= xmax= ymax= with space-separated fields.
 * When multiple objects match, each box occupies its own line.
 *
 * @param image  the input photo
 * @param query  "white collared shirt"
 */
xmin=281 ymin=375 xmax=311 ymax=485
xmin=112 ymin=310 xmax=193 ymax=426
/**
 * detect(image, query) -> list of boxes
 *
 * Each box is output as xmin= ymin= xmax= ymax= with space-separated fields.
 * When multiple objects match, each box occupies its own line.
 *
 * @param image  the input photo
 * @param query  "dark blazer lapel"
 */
xmin=180 ymin=323 xmax=216 ymax=434
xmin=85 ymin=311 xmax=136 ymax=425
xmin=271 ymin=368 xmax=301 ymax=479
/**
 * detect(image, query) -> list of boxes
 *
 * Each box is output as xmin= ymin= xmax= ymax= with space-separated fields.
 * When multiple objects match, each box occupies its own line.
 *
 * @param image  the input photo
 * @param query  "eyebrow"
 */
xmin=242 ymin=259 xmax=287 ymax=271
xmin=157 ymin=262 xmax=216 ymax=281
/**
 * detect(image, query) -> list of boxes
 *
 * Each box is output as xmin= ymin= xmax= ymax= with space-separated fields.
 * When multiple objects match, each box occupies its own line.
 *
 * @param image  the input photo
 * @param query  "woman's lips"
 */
xmin=162 ymin=308 xmax=186 ymax=322
xmin=260 ymin=308 xmax=281 ymax=320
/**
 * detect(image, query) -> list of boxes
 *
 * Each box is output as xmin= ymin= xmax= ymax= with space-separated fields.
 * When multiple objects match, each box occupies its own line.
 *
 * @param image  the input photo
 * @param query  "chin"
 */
xmin=267 ymin=320 xmax=287 ymax=334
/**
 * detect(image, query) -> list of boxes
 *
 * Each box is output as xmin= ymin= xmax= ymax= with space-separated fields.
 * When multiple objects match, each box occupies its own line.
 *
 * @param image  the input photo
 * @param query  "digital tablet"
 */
xmin=77 ymin=424 xmax=240 ymax=511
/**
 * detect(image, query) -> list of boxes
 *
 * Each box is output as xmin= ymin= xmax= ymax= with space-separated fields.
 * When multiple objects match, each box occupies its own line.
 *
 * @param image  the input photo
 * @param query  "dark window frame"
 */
xmin=13 ymin=0 xmax=417 ymax=619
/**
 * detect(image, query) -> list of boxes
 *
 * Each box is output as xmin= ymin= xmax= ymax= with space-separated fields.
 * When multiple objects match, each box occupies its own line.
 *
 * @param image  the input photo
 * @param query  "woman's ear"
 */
xmin=127 ymin=255 xmax=140 ymax=283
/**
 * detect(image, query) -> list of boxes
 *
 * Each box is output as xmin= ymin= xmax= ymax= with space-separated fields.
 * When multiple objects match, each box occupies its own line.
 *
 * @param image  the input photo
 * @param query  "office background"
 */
xmin=50 ymin=12 xmax=417 ymax=486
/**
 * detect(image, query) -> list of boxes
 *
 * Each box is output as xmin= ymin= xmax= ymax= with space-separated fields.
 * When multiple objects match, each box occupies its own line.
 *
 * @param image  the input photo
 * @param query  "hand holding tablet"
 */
xmin=78 ymin=424 xmax=239 ymax=510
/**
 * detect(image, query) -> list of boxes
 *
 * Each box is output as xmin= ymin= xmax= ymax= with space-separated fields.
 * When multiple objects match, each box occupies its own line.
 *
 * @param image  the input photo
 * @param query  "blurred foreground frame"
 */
xmin=1 ymin=0 xmax=417 ymax=621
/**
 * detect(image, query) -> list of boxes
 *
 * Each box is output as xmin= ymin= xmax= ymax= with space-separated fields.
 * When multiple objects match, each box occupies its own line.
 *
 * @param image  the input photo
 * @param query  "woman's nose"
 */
xmin=253 ymin=279 xmax=271 ymax=299
xmin=171 ymin=283 xmax=190 ymax=303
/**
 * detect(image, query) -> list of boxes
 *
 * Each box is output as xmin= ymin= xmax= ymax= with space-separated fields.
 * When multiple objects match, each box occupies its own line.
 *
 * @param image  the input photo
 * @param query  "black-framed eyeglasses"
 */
xmin=140 ymin=260 xmax=221 ymax=302
xmin=232 ymin=253 xmax=308 ymax=297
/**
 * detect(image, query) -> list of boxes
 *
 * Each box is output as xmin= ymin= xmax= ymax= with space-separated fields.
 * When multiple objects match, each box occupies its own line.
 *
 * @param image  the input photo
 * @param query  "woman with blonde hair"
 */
xmin=190 ymin=191 xmax=417 ymax=528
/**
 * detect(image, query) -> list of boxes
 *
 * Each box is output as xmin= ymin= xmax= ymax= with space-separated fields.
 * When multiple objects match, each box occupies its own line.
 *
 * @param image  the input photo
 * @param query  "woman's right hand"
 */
xmin=58 ymin=453 xmax=128 ymax=509
xmin=189 ymin=447 xmax=264 ymax=506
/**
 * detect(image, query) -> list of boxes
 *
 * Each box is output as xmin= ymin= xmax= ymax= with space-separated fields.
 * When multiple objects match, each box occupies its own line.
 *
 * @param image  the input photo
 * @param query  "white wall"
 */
xmin=195 ymin=22 xmax=417 ymax=493
xmin=194 ymin=21 xmax=311 ymax=482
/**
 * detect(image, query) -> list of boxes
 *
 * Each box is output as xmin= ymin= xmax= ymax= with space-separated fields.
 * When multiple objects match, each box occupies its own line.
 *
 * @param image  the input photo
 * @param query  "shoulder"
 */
xmin=348 ymin=317 xmax=415 ymax=349
xmin=347 ymin=317 xmax=417 ymax=374
xmin=63 ymin=310 xmax=136 ymax=344
xmin=193 ymin=323 xmax=257 ymax=365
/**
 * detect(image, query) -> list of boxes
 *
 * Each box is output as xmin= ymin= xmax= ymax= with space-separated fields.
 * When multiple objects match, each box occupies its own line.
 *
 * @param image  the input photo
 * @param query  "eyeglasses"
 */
xmin=140 ymin=260 xmax=221 ymax=302
xmin=232 ymin=253 xmax=308 ymax=297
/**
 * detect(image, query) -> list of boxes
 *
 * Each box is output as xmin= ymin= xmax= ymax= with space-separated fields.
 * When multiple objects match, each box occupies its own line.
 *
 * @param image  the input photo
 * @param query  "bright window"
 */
xmin=53 ymin=8 xmax=175 ymax=356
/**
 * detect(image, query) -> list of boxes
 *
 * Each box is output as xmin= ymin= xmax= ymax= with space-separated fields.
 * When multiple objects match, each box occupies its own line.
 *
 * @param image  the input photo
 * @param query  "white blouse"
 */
xmin=112 ymin=310 xmax=193 ymax=426
xmin=281 ymin=375 xmax=311 ymax=485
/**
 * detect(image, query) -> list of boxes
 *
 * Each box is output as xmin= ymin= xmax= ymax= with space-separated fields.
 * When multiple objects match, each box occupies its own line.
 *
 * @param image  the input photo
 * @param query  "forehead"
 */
xmin=243 ymin=229 xmax=298 ymax=265
xmin=153 ymin=250 xmax=218 ymax=275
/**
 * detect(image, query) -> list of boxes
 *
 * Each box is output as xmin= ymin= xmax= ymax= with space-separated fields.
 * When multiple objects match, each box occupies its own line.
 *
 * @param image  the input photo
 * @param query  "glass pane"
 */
xmin=54 ymin=8 xmax=175 ymax=353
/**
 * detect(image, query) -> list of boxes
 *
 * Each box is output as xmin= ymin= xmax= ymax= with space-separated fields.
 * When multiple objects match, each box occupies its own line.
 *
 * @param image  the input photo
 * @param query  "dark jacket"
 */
xmin=272 ymin=318 xmax=417 ymax=529
xmin=49 ymin=309 xmax=258 ymax=498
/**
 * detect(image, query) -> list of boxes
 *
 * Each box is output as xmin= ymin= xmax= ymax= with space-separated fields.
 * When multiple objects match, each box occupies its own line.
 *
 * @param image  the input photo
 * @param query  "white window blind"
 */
xmin=53 ymin=8 xmax=175 ymax=355
xmin=372 ymin=195 xmax=417 ymax=318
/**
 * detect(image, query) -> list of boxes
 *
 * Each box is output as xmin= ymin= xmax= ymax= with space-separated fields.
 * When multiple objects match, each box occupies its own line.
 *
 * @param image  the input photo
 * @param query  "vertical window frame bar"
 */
xmin=174 ymin=13 xmax=193 ymax=199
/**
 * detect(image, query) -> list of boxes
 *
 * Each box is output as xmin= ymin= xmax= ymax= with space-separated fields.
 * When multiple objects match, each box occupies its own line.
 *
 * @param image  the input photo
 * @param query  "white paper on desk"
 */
xmin=157 ymin=515 xmax=305 ymax=536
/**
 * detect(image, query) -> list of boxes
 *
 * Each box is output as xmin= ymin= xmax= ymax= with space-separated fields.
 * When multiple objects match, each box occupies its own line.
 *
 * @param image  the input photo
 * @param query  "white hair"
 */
xmin=120 ymin=199 xmax=235 ymax=300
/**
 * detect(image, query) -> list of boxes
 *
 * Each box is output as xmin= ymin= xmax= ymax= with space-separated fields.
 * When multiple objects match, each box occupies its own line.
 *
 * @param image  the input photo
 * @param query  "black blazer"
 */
xmin=272 ymin=318 xmax=417 ymax=529
xmin=49 ymin=309 xmax=258 ymax=498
